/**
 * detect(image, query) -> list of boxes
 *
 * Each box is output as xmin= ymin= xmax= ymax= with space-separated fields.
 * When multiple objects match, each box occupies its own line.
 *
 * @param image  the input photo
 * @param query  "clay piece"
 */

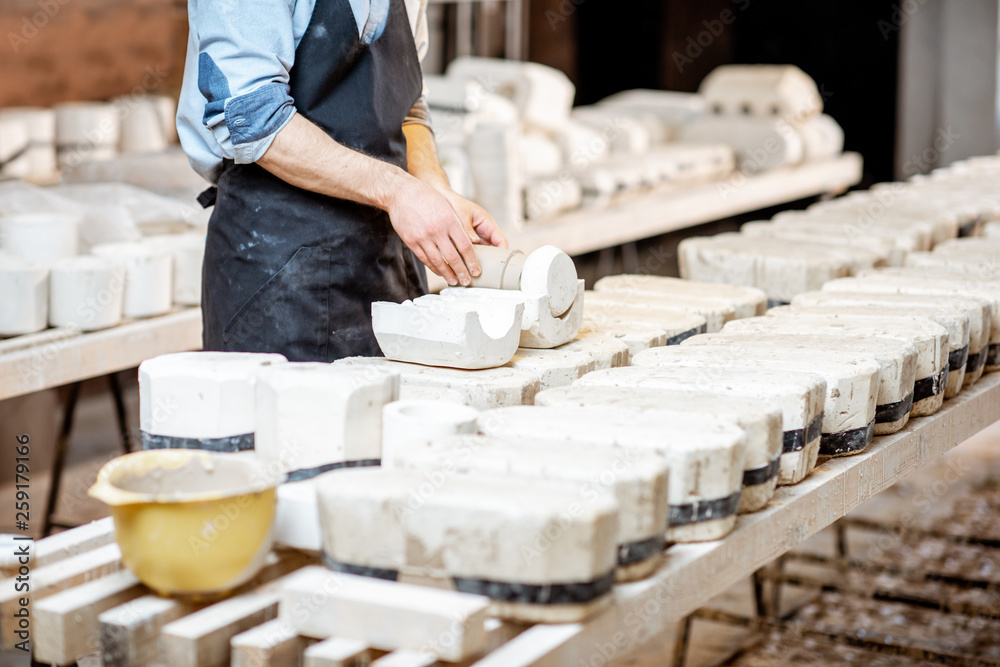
xmin=0 ymin=213 xmax=80 ymax=263
xmin=594 ymin=274 xmax=767 ymax=320
xmin=554 ymin=330 xmax=630 ymax=370
xmin=578 ymin=365 xmax=825 ymax=486
xmin=640 ymin=341 xmax=880 ymax=457
xmin=583 ymin=303 xmax=706 ymax=344
xmin=535 ymin=385 xmax=782 ymax=514
xmin=725 ymin=315 xmax=949 ymax=417
xmin=577 ymin=318 xmax=669 ymax=357
xmin=90 ymin=241 xmax=173 ymax=318
xmin=789 ymin=291 xmax=976 ymax=398
xmin=698 ymin=64 xmax=823 ymax=125
xmin=0 ymin=257 xmax=49 ymax=337
xmin=479 ymin=405 xmax=747 ymax=543
xmin=503 ymin=347 xmax=595 ymax=391
xmin=469 ymin=246 xmax=526 ymax=291
xmin=315 ymin=468 xmax=619 ymax=623
xmin=138 ymin=351 xmax=288 ymax=450
xmin=584 ymin=290 xmax=735 ymax=333
xmin=385 ymin=434 xmax=670 ymax=582
xmin=381 ymin=399 xmax=479 ymax=463
xmin=335 ymin=357 xmax=540 ymax=410
xmin=439 ymin=279 xmax=584 ymax=349
xmin=274 ymin=479 xmax=321 ymax=551
xmin=142 ymin=233 xmax=206 ymax=306
xmin=48 ymin=255 xmax=125 ymax=331
xmin=684 ymin=332 xmax=917 ymax=438
xmin=740 ymin=220 xmax=910 ymax=267
xmin=254 ymin=363 xmax=399 ymax=475
xmin=467 ymin=244 xmax=579 ymax=318
xmin=371 ymin=295 xmax=523 ymax=369
xmin=280 ymin=567 xmax=491 ymax=662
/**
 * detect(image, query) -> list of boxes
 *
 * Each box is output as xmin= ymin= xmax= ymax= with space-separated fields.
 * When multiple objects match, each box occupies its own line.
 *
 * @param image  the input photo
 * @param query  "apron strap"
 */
xmin=197 ymin=185 xmax=219 ymax=209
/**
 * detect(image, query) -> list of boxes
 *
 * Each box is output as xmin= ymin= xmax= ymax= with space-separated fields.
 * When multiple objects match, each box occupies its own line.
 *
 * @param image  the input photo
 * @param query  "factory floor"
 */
xmin=2 ymin=381 xmax=1000 ymax=666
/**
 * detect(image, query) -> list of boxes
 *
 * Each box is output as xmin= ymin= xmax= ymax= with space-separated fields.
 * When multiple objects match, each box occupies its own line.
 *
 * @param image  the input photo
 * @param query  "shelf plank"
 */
xmin=476 ymin=371 xmax=1000 ymax=667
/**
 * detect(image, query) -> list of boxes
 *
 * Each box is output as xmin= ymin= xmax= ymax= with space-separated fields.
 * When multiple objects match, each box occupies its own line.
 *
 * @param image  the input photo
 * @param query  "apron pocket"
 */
xmin=223 ymin=246 xmax=331 ymax=361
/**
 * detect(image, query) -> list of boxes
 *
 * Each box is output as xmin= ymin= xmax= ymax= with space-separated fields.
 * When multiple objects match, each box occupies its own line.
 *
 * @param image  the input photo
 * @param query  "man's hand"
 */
xmin=436 ymin=187 xmax=509 ymax=250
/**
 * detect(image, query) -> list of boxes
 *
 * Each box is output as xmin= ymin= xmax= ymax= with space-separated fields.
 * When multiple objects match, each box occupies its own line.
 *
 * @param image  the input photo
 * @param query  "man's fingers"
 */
xmin=449 ymin=227 xmax=480 ymax=280
xmin=438 ymin=236 xmax=472 ymax=286
xmin=423 ymin=242 xmax=461 ymax=286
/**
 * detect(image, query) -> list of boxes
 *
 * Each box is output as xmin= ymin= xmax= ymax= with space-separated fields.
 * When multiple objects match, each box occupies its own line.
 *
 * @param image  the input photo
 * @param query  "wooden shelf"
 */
xmin=0 ymin=308 xmax=202 ymax=401
xmin=474 ymin=370 xmax=1000 ymax=667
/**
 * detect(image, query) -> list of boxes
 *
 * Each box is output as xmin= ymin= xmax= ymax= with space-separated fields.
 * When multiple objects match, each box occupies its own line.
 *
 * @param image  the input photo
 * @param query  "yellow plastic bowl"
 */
xmin=89 ymin=449 xmax=284 ymax=597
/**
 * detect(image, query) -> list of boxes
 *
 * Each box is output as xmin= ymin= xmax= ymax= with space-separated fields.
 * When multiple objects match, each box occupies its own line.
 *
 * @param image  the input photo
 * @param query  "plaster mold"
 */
xmin=535 ymin=385 xmax=782 ymax=513
xmin=504 ymin=347 xmax=595 ymax=391
xmin=797 ymin=114 xmax=845 ymax=161
xmin=594 ymin=274 xmax=767 ymax=319
xmin=116 ymin=97 xmax=168 ymax=154
xmin=316 ymin=468 xmax=619 ymax=623
xmin=584 ymin=290 xmax=735 ymax=333
xmin=382 ymin=400 xmax=479 ymax=463
xmin=0 ymin=115 xmax=30 ymax=180
xmin=555 ymin=330 xmax=630 ymax=370
xmin=335 ymin=357 xmax=540 ymax=410
xmin=583 ymin=303 xmax=706 ymax=343
xmin=578 ymin=318 xmax=669 ymax=357
xmin=90 ymin=241 xmax=173 ymax=318
xmin=468 ymin=245 xmax=579 ymax=318
xmin=274 ymin=479 xmax=321 ymax=551
xmin=142 ymin=233 xmax=206 ymax=306
xmin=678 ymin=115 xmax=804 ymax=171
xmin=0 ymin=258 xmax=48 ymax=336
xmin=479 ymin=405 xmax=747 ymax=543
xmin=0 ymin=213 xmax=80 ymax=263
xmin=699 ymin=65 xmax=823 ymax=125
xmin=0 ymin=108 xmax=55 ymax=181
xmin=579 ymin=365 xmax=825 ymax=486
xmin=397 ymin=385 xmax=468 ymax=404
xmin=54 ymin=102 xmax=120 ymax=164
xmin=740 ymin=220 xmax=910 ymax=267
xmin=48 ymin=255 xmax=125 ymax=331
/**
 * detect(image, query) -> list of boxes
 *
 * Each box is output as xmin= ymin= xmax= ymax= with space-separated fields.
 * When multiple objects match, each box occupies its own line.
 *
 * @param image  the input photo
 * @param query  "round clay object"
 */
xmin=469 ymin=246 xmax=525 ymax=290
xmin=520 ymin=245 xmax=578 ymax=317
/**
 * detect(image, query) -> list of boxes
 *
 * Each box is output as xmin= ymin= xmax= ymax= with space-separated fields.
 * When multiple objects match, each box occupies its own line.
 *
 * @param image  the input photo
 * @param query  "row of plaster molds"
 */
xmin=90 ymin=241 xmax=173 ymax=318
xmin=554 ymin=330 xmax=630 ymax=370
xmin=582 ymin=302 xmax=706 ymax=345
xmin=790 ymin=291 xmax=977 ymax=397
xmin=503 ymin=347 xmax=594 ymax=391
xmin=316 ymin=468 xmax=619 ymax=623
xmin=684 ymin=332 xmax=918 ymax=438
xmin=739 ymin=220 xmax=910 ymax=267
xmin=802 ymin=195 xmax=960 ymax=245
xmin=0 ymin=257 xmax=48 ymax=336
xmin=535 ymin=385 xmax=782 ymax=514
xmin=635 ymin=342 xmax=880 ymax=459
xmin=138 ymin=352 xmax=288 ymax=448
xmin=577 ymin=318 xmax=668 ymax=358
xmin=751 ymin=311 xmax=949 ymax=416
xmin=49 ymin=255 xmax=126 ymax=331
xmin=385 ymin=434 xmax=670 ymax=582
xmin=371 ymin=295 xmax=523 ymax=369
xmin=584 ymin=289 xmax=735 ymax=333
xmin=335 ymin=357 xmax=540 ymax=410
xmin=142 ymin=232 xmax=206 ymax=306
xmin=594 ymin=274 xmax=767 ymax=320
xmin=478 ymin=405 xmax=747 ymax=544
xmin=578 ymin=365 xmax=825 ymax=487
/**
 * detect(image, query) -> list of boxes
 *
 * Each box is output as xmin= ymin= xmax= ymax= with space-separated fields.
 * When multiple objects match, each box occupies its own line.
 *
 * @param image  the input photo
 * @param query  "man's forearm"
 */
xmin=403 ymin=123 xmax=449 ymax=191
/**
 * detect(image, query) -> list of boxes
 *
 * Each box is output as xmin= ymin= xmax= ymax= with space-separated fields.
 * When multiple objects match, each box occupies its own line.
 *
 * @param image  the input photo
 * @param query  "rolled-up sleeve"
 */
xmin=194 ymin=0 xmax=298 ymax=164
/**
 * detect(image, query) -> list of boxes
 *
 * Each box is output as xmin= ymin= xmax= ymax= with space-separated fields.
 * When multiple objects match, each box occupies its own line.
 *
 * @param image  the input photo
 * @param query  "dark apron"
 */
xmin=200 ymin=0 xmax=428 ymax=362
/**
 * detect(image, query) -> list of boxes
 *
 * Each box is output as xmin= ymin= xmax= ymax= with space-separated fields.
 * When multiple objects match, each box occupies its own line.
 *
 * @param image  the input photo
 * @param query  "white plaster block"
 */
xmin=382 ymin=400 xmax=479 ymax=463
xmin=741 ymin=220 xmax=907 ymax=267
xmin=578 ymin=318 xmax=668 ymax=358
xmin=138 ymin=351 xmax=288 ymax=440
xmin=373 ymin=296 xmax=522 ymax=369
xmin=90 ymin=241 xmax=173 ymax=318
xmin=699 ymin=64 xmax=822 ymax=125
xmin=0 ymin=213 xmax=80 ymax=263
xmin=582 ymin=303 xmax=706 ymax=342
xmin=386 ymin=434 xmax=669 ymax=581
xmin=0 ymin=107 xmax=55 ymax=181
xmin=778 ymin=210 xmax=934 ymax=251
xmin=597 ymin=89 xmax=705 ymax=127
xmin=0 ymin=115 xmax=31 ymax=180
xmin=725 ymin=314 xmax=948 ymax=416
xmin=315 ymin=468 xmax=618 ymax=622
xmin=578 ymin=365 xmax=825 ymax=486
xmin=0 ymin=257 xmax=48 ymax=336
xmin=798 ymin=114 xmax=845 ymax=162
xmin=555 ymin=330 xmax=629 ymax=370
xmin=335 ymin=357 xmax=540 ymax=410
xmin=274 ymin=479 xmax=321 ymax=551
xmin=397 ymin=385 xmax=468 ymax=404
xmin=254 ymin=363 xmax=399 ymax=472
xmin=142 ymin=232 xmax=205 ymax=306
xmin=593 ymin=274 xmax=767 ymax=320
xmin=535 ymin=385 xmax=781 ymax=513
xmin=584 ymin=290 xmax=734 ymax=333
xmin=503 ymin=347 xmax=594 ymax=391
xmin=678 ymin=115 xmax=804 ymax=171
xmin=54 ymin=101 xmax=119 ymax=164
xmin=115 ymin=97 xmax=168 ymax=154
xmin=279 ymin=567 xmax=491 ymax=662
xmin=48 ymin=255 xmax=125 ymax=331
xmin=638 ymin=341 xmax=880 ymax=457
xmin=683 ymin=332 xmax=917 ymax=437
xmin=479 ymin=405 xmax=747 ymax=543
xmin=521 ymin=245 xmax=578 ymax=317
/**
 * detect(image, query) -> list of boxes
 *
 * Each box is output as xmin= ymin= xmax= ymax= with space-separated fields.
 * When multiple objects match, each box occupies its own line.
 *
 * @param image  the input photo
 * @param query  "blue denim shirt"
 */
xmin=177 ymin=0 xmax=430 ymax=183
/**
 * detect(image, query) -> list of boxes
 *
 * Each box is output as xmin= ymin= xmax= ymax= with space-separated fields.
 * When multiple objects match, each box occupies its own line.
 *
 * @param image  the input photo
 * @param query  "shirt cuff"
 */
xmin=403 ymin=97 xmax=432 ymax=130
xmin=222 ymin=82 xmax=297 ymax=164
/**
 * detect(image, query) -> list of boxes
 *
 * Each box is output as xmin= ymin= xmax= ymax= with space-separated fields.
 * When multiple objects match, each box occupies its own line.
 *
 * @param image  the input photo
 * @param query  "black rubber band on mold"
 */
xmin=669 ymin=490 xmax=741 ymax=526
xmin=285 ymin=459 xmax=381 ymax=482
xmin=617 ymin=535 xmax=666 ymax=566
xmin=913 ymin=368 xmax=948 ymax=403
xmin=766 ymin=299 xmax=790 ymax=309
xmin=782 ymin=413 xmax=824 ymax=453
xmin=742 ymin=456 xmax=781 ymax=487
xmin=987 ymin=344 xmax=1000 ymax=368
xmin=819 ymin=419 xmax=875 ymax=456
xmin=665 ymin=325 xmax=705 ymax=346
xmin=875 ymin=393 xmax=914 ymax=424
xmin=949 ymin=345 xmax=969 ymax=373
xmin=141 ymin=430 xmax=255 ymax=452
xmin=322 ymin=554 xmax=399 ymax=581
xmin=967 ymin=349 xmax=986 ymax=374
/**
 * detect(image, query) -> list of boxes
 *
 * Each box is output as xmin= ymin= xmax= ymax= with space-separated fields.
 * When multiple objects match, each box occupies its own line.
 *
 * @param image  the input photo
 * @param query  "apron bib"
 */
xmin=201 ymin=0 xmax=427 ymax=362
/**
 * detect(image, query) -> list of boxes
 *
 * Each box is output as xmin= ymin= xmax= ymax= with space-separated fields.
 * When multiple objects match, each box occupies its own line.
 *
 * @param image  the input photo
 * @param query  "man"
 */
xmin=177 ymin=0 xmax=508 ymax=362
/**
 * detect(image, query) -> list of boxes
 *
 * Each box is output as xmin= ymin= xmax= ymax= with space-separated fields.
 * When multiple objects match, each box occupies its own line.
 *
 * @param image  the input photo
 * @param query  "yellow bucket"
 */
xmin=89 ymin=449 xmax=285 ymax=597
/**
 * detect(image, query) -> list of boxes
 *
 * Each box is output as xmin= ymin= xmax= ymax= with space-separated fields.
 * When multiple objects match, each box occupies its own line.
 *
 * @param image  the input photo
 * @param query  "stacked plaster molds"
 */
xmin=478 ymin=405 xmax=747 ymax=543
xmin=583 ymin=303 xmax=706 ymax=344
xmin=48 ymin=256 xmax=125 ymax=331
xmin=638 ymin=342 xmax=879 ymax=457
xmin=138 ymin=351 xmax=288 ymax=451
xmin=316 ymin=468 xmax=619 ymax=623
xmin=577 ymin=319 xmax=668 ymax=357
xmin=503 ymin=347 xmax=595 ymax=391
xmin=254 ymin=363 xmax=399 ymax=475
xmin=335 ymin=357 xmax=540 ymax=410
xmin=789 ymin=291 xmax=977 ymax=397
xmin=578 ymin=365 xmax=825 ymax=486
xmin=740 ymin=221 xmax=910 ymax=267
xmin=534 ymin=385 xmax=782 ymax=513
xmin=555 ymin=330 xmax=630 ymax=369
xmin=372 ymin=296 xmax=523 ymax=369
xmin=593 ymin=274 xmax=767 ymax=320
xmin=381 ymin=400 xmax=479 ymax=462
xmin=683 ymin=333 xmax=917 ymax=437
xmin=0 ymin=258 xmax=49 ymax=336
xmin=0 ymin=213 xmax=80 ymax=263
xmin=385 ymin=434 xmax=670 ymax=582
xmin=90 ymin=241 xmax=173 ymax=318
xmin=142 ymin=233 xmax=206 ymax=306
xmin=54 ymin=102 xmax=120 ymax=166
xmin=584 ymin=290 xmax=735 ymax=333
xmin=724 ymin=315 xmax=949 ymax=417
